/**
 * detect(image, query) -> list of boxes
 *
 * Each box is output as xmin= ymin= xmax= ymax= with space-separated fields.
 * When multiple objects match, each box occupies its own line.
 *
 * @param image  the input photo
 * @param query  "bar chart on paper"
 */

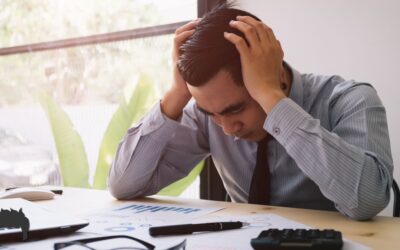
xmin=114 ymin=204 xmax=203 ymax=215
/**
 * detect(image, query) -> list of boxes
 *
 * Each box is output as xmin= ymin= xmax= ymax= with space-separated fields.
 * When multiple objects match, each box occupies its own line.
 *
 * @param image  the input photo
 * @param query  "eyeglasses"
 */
xmin=54 ymin=235 xmax=186 ymax=250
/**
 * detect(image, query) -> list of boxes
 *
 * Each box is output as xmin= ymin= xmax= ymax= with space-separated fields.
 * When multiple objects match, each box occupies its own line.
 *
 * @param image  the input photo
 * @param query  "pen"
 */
xmin=149 ymin=221 xmax=249 ymax=236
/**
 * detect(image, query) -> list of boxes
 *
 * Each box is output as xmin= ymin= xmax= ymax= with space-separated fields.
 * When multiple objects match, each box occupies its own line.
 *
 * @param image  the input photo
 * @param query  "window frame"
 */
xmin=0 ymin=0 xmax=216 ymax=55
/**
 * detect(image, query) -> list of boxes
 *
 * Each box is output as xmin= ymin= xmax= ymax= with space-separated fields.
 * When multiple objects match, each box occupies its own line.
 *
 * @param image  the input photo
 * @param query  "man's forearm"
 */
xmin=161 ymin=87 xmax=191 ymax=120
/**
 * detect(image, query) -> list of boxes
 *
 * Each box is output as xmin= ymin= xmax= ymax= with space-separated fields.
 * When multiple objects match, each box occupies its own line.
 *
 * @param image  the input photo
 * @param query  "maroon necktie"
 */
xmin=248 ymin=136 xmax=270 ymax=205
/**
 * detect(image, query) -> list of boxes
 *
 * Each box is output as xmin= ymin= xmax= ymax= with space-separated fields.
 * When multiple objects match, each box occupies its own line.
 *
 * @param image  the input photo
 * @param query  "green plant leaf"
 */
xmin=92 ymin=74 xmax=156 ymax=189
xmin=38 ymin=93 xmax=90 ymax=188
xmin=157 ymin=161 xmax=205 ymax=196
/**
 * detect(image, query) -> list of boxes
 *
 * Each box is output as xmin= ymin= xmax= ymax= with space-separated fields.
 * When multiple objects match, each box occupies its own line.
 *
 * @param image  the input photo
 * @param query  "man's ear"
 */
xmin=280 ymin=64 xmax=285 ymax=82
xmin=280 ymin=64 xmax=287 ymax=88
xmin=280 ymin=63 xmax=292 ymax=95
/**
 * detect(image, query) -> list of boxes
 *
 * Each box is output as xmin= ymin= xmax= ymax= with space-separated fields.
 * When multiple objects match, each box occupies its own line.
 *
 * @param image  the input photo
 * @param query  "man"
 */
xmin=108 ymin=5 xmax=393 ymax=220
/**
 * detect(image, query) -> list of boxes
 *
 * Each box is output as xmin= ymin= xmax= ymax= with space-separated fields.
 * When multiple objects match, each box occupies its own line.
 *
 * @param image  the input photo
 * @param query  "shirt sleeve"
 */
xmin=108 ymin=101 xmax=209 ymax=199
xmin=264 ymin=85 xmax=393 ymax=220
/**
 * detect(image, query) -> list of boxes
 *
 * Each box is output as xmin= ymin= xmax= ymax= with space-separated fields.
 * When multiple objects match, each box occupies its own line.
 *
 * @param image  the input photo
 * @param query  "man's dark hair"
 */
xmin=178 ymin=4 xmax=260 ymax=86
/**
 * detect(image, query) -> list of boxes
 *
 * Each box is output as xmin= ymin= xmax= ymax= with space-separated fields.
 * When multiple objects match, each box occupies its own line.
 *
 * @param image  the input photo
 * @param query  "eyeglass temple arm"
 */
xmin=54 ymin=235 xmax=156 ymax=250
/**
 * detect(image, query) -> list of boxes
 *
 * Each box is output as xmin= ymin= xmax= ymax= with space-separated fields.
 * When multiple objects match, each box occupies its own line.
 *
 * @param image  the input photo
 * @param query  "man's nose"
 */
xmin=215 ymin=116 xmax=241 ymax=135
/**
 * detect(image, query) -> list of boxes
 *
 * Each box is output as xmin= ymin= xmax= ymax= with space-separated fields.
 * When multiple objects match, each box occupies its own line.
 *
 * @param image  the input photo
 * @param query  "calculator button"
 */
xmin=323 ymin=229 xmax=336 ymax=239
xmin=308 ymin=229 xmax=320 ymax=239
xmin=281 ymin=229 xmax=293 ymax=240
xmin=268 ymin=229 xmax=279 ymax=238
xmin=292 ymin=229 xmax=306 ymax=241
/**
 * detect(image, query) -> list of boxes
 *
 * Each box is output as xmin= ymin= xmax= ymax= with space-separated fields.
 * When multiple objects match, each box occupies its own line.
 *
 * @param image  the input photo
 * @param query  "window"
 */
xmin=0 ymin=0 xmax=199 ymax=197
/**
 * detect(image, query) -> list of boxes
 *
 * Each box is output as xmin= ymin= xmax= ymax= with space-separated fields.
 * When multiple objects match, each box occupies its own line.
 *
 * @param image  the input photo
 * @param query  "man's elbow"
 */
xmin=108 ymin=181 xmax=142 ymax=200
xmin=108 ymin=171 xmax=135 ymax=200
xmin=108 ymin=176 xmax=126 ymax=200
xmin=338 ymin=197 xmax=390 ymax=221
xmin=107 ymin=170 xmax=153 ymax=200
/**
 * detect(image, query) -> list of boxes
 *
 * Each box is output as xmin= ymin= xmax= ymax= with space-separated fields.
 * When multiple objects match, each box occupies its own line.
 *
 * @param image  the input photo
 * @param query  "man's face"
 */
xmin=187 ymin=70 xmax=268 ymax=142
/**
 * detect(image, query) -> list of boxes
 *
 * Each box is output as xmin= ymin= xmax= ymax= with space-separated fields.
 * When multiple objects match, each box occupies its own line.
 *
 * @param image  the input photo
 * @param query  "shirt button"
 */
xmin=273 ymin=127 xmax=280 ymax=135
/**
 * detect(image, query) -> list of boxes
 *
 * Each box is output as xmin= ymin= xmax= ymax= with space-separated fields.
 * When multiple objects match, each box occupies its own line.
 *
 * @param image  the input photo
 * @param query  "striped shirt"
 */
xmin=109 ymin=66 xmax=393 ymax=220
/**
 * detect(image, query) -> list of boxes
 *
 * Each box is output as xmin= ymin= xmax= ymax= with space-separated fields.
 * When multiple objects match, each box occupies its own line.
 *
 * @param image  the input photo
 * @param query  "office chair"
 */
xmin=392 ymin=179 xmax=400 ymax=217
xmin=200 ymin=157 xmax=229 ymax=201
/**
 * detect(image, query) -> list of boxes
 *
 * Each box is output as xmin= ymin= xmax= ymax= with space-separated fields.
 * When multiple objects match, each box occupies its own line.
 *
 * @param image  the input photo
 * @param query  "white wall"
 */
xmin=235 ymin=0 xmax=400 ymax=216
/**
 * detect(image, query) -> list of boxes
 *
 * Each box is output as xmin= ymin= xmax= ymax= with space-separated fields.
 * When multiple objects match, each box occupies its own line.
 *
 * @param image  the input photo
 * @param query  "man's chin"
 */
xmin=237 ymin=132 xmax=258 ymax=142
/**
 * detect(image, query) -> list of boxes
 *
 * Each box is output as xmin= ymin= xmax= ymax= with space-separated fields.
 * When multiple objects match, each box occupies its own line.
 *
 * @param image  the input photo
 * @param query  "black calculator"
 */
xmin=251 ymin=228 xmax=343 ymax=250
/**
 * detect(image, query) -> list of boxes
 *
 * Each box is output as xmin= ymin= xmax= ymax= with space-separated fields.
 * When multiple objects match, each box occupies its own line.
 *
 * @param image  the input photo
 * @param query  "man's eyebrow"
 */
xmin=196 ymin=102 xmax=246 ymax=116
xmin=195 ymin=103 xmax=213 ymax=115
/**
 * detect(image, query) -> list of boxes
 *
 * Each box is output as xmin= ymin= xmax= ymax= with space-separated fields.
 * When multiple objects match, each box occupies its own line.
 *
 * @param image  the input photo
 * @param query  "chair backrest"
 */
xmin=393 ymin=179 xmax=400 ymax=217
xmin=200 ymin=157 xmax=229 ymax=201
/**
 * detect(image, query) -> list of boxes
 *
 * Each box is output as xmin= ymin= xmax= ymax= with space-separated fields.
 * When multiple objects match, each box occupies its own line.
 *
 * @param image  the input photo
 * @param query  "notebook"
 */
xmin=0 ymin=198 xmax=88 ymax=242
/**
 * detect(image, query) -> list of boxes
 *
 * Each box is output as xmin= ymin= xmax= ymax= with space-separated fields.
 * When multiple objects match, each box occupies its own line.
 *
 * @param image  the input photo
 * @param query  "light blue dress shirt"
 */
xmin=109 ymin=66 xmax=393 ymax=220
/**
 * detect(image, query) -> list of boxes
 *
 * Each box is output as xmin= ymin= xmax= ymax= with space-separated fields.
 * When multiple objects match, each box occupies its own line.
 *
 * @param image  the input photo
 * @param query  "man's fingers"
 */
xmin=174 ymin=29 xmax=195 ymax=45
xmin=175 ymin=19 xmax=200 ymax=35
xmin=224 ymin=32 xmax=250 ymax=57
xmin=173 ymin=29 xmax=195 ymax=62
xmin=236 ymin=15 xmax=263 ymax=27
xmin=263 ymin=24 xmax=278 ymax=43
xmin=236 ymin=15 xmax=275 ymax=42
xmin=174 ymin=19 xmax=199 ymax=48
xmin=229 ymin=20 xmax=260 ymax=49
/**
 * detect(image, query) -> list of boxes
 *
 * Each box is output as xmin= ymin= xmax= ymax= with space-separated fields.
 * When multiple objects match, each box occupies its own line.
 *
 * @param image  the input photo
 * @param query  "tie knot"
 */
xmin=257 ymin=135 xmax=270 ymax=149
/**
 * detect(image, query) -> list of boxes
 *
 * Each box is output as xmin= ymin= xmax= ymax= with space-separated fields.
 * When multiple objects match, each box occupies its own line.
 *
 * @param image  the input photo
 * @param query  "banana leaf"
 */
xmin=93 ymin=72 xmax=205 ymax=194
xmin=39 ymin=74 xmax=204 ymax=195
xmin=92 ymin=75 xmax=156 ymax=189
xmin=38 ymin=93 xmax=90 ymax=188
xmin=157 ymin=161 xmax=204 ymax=196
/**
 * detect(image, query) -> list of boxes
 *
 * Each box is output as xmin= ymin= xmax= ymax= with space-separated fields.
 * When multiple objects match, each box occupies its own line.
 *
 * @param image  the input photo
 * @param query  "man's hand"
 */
xmin=161 ymin=20 xmax=199 ymax=120
xmin=224 ymin=16 xmax=286 ymax=114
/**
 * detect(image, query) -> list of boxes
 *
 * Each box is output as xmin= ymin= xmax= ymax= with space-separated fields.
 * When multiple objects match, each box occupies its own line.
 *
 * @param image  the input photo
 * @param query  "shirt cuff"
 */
xmin=264 ymin=98 xmax=311 ymax=144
